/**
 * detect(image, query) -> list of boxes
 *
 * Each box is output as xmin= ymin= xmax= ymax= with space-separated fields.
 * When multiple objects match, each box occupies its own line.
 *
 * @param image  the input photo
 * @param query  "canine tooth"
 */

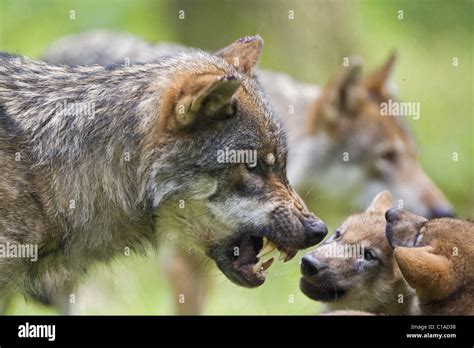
xmin=257 ymin=241 xmax=277 ymax=258
xmin=252 ymin=259 xmax=263 ymax=273
xmin=279 ymin=250 xmax=288 ymax=261
xmin=262 ymin=257 xmax=274 ymax=271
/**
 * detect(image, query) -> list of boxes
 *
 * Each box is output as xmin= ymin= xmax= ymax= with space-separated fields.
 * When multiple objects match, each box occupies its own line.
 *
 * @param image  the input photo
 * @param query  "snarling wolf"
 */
xmin=0 ymin=36 xmax=328 ymax=301
xmin=385 ymin=208 xmax=473 ymax=315
xmin=300 ymin=191 xmax=419 ymax=315
xmin=43 ymin=30 xmax=453 ymax=219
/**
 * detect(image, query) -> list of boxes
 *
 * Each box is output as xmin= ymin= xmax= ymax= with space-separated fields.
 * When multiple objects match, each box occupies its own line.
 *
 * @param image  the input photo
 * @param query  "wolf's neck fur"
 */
xmin=0 ymin=56 xmax=185 ymax=255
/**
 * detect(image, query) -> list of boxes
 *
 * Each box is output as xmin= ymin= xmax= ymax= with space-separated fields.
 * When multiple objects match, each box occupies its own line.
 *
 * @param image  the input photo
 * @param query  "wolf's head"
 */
xmin=299 ymin=191 xmax=416 ymax=314
xmin=293 ymin=53 xmax=453 ymax=219
xmin=385 ymin=208 xmax=474 ymax=304
xmin=149 ymin=36 xmax=327 ymax=287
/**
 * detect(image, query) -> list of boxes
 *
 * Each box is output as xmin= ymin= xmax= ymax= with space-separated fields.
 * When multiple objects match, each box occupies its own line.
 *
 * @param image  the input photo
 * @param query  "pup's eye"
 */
xmin=364 ymin=249 xmax=376 ymax=261
xmin=334 ymin=230 xmax=341 ymax=239
xmin=380 ymin=149 xmax=398 ymax=163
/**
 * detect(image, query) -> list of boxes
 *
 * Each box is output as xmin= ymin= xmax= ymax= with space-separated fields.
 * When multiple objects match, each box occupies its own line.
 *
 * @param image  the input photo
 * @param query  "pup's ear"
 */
xmin=366 ymin=190 xmax=392 ymax=214
xmin=160 ymin=73 xmax=241 ymax=132
xmin=364 ymin=50 xmax=398 ymax=99
xmin=215 ymin=35 xmax=263 ymax=75
xmin=394 ymin=246 xmax=456 ymax=301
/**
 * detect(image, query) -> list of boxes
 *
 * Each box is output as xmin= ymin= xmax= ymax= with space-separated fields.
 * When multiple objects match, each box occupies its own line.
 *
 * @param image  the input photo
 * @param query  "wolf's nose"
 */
xmin=385 ymin=208 xmax=402 ymax=223
xmin=302 ymin=217 xmax=328 ymax=245
xmin=427 ymin=205 xmax=455 ymax=219
xmin=301 ymin=255 xmax=326 ymax=277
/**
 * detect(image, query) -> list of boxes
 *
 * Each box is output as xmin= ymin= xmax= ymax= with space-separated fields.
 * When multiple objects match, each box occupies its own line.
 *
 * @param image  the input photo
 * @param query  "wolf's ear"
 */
xmin=394 ymin=246 xmax=456 ymax=301
xmin=160 ymin=73 xmax=241 ymax=132
xmin=364 ymin=50 xmax=398 ymax=99
xmin=366 ymin=190 xmax=392 ymax=214
xmin=326 ymin=57 xmax=363 ymax=113
xmin=215 ymin=35 xmax=263 ymax=75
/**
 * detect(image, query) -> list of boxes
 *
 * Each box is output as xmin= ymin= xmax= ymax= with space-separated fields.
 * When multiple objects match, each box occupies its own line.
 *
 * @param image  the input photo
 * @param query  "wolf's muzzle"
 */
xmin=302 ymin=217 xmax=328 ymax=246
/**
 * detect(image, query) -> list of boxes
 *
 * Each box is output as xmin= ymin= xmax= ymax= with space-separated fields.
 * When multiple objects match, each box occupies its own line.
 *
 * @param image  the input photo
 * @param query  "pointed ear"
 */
xmin=364 ymin=50 xmax=398 ymax=98
xmin=215 ymin=35 xmax=263 ymax=75
xmin=160 ymin=73 xmax=241 ymax=132
xmin=394 ymin=246 xmax=456 ymax=301
xmin=366 ymin=190 xmax=393 ymax=214
xmin=326 ymin=57 xmax=363 ymax=112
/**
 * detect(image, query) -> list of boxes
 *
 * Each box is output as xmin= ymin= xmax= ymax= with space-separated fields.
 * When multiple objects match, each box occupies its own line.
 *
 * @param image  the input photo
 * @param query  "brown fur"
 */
xmin=300 ymin=191 xmax=419 ymax=315
xmin=386 ymin=209 xmax=474 ymax=315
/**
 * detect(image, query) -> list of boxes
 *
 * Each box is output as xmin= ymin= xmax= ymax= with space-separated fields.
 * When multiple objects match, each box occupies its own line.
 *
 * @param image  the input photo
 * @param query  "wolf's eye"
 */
xmin=380 ymin=149 xmax=398 ymax=163
xmin=364 ymin=249 xmax=376 ymax=261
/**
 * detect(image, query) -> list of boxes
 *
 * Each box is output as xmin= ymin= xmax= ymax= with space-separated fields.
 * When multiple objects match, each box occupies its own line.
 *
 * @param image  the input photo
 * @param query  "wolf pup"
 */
xmin=0 ymin=36 xmax=327 ymax=301
xmin=385 ymin=208 xmax=473 ymax=315
xmin=300 ymin=191 xmax=419 ymax=315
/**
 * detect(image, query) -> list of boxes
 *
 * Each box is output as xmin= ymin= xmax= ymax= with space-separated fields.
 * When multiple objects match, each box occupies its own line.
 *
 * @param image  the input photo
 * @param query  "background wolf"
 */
xmin=41 ymin=31 xmax=454 ymax=314
xmin=0 ymin=37 xmax=327 ymax=303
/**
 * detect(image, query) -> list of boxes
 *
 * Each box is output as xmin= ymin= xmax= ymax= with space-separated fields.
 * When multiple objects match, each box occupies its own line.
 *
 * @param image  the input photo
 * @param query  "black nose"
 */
xmin=301 ymin=255 xmax=325 ymax=277
xmin=427 ymin=206 xmax=455 ymax=219
xmin=302 ymin=217 xmax=328 ymax=245
xmin=385 ymin=208 xmax=402 ymax=223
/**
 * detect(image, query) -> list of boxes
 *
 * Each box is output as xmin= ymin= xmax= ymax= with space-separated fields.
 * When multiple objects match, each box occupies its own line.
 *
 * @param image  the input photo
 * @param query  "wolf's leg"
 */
xmin=162 ymin=245 xmax=211 ymax=315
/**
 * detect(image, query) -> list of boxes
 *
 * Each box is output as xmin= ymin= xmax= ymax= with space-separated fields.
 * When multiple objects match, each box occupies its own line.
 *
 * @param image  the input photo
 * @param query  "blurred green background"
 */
xmin=0 ymin=0 xmax=472 ymax=314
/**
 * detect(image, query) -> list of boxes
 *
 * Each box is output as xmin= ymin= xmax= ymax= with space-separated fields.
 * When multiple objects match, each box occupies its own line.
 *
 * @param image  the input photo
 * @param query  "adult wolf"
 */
xmin=0 ymin=36 xmax=327 ymax=302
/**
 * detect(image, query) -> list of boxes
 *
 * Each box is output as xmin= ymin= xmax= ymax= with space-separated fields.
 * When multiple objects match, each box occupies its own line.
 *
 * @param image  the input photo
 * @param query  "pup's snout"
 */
xmin=301 ymin=255 xmax=326 ymax=277
xmin=427 ymin=205 xmax=455 ymax=219
xmin=385 ymin=207 xmax=402 ymax=223
xmin=302 ymin=217 xmax=328 ymax=245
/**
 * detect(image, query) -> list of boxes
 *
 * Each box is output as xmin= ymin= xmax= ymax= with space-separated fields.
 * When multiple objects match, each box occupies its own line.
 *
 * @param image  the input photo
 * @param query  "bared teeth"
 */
xmin=284 ymin=249 xmax=298 ymax=262
xmin=279 ymin=250 xmax=288 ymax=261
xmin=257 ymin=240 xmax=277 ymax=258
xmin=252 ymin=257 xmax=275 ymax=273
xmin=262 ymin=257 xmax=274 ymax=271
xmin=252 ymin=259 xmax=264 ymax=273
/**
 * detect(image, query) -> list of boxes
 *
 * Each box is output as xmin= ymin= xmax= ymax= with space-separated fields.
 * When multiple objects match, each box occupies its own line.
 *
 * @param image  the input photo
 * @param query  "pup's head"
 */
xmin=299 ymin=191 xmax=412 ymax=313
xmin=301 ymin=53 xmax=453 ymax=219
xmin=385 ymin=208 xmax=474 ymax=302
xmin=151 ymin=36 xmax=327 ymax=287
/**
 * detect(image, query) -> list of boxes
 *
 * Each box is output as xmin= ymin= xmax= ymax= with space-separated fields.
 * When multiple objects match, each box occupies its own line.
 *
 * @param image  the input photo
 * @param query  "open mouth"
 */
xmin=215 ymin=234 xmax=298 ymax=288
xmin=299 ymin=277 xmax=348 ymax=302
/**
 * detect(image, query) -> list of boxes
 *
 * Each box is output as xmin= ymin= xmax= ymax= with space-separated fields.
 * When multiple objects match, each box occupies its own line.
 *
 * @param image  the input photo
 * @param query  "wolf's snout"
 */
xmin=301 ymin=255 xmax=326 ymax=277
xmin=427 ymin=205 xmax=455 ymax=219
xmin=302 ymin=217 xmax=328 ymax=245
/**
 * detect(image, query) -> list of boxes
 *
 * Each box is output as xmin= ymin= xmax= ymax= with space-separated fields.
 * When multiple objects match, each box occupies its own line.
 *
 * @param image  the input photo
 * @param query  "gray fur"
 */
xmin=0 ymin=44 xmax=323 ymax=298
